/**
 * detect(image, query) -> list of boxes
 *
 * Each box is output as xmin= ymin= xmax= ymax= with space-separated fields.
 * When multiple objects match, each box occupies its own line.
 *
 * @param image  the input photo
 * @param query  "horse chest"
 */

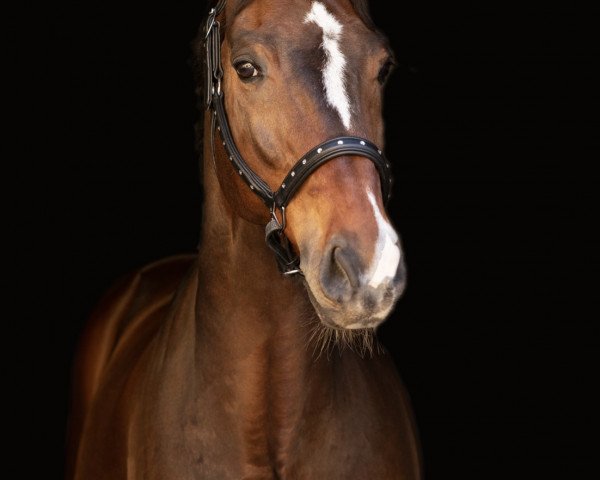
xmin=177 ymin=373 xmax=415 ymax=479
xmin=179 ymin=418 xmax=411 ymax=479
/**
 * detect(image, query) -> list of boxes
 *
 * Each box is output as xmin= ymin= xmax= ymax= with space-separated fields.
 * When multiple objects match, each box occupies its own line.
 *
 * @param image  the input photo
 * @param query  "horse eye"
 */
xmin=235 ymin=61 xmax=260 ymax=80
xmin=378 ymin=59 xmax=395 ymax=85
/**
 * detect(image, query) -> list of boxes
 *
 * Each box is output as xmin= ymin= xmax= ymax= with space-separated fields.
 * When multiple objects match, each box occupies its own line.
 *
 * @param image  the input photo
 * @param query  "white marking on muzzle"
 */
xmin=366 ymin=191 xmax=400 ymax=288
xmin=304 ymin=2 xmax=352 ymax=129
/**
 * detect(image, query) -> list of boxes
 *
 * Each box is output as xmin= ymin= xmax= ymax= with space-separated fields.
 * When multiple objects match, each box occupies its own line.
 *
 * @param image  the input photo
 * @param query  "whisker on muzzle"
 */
xmin=303 ymin=316 xmax=382 ymax=360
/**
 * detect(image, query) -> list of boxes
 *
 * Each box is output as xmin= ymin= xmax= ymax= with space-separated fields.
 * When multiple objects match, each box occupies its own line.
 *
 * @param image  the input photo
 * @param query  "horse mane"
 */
xmin=190 ymin=0 xmax=376 ymax=178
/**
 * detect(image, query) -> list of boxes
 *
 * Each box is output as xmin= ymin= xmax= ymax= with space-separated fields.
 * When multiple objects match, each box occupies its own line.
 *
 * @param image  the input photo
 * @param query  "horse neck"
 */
xmin=191 ymin=116 xmax=339 ymax=457
xmin=195 ymin=113 xmax=323 ymax=378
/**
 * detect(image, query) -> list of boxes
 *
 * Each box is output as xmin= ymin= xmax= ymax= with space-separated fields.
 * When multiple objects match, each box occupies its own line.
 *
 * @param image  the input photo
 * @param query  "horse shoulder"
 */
xmin=66 ymin=254 xmax=196 ymax=479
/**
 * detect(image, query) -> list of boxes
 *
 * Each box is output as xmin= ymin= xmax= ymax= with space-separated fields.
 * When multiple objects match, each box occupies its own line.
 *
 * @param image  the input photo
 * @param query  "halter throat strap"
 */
xmin=205 ymin=2 xmax=393 ymax=275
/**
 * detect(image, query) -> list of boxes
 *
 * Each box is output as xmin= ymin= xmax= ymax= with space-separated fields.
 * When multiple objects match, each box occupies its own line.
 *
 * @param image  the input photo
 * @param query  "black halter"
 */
xmin=204 ymin=1 xmax=393 ymax=275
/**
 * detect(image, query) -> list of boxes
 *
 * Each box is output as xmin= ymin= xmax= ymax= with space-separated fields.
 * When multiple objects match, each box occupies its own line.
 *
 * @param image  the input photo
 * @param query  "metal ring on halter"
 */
xmin=270 ymin=205 xmax=287 ymax=231
xmin=283 ymin=268 xmax=303 ymax=276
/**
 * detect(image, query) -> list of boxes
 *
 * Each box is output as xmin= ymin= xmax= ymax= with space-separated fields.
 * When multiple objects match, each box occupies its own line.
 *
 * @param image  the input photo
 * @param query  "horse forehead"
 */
xmin=230 ymin=2 xmax=377 ymax=69
xmin=232 ymin=0 xmax=368 ymax=40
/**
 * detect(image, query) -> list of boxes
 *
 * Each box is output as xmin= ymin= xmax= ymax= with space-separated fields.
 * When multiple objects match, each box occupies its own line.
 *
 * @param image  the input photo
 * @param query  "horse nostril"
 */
xmin=320 ymin=245 xmax=361 ymax=304
xmin=333 ymin=247 xmax=360 ymax=289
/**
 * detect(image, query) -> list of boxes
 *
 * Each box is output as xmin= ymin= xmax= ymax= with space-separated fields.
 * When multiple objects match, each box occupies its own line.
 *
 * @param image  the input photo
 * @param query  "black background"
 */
xmin=25 ymin=1 xmax=599 ymax=478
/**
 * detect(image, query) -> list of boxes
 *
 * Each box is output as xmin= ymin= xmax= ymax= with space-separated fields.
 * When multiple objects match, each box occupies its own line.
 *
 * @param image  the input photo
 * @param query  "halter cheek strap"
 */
xmin=205 ymin=2 xmax=393 ymax=276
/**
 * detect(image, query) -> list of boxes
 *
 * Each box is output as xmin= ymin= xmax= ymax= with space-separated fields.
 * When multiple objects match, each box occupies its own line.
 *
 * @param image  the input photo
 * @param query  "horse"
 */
xmin=66 ymin=0 xmax=422 ymax=478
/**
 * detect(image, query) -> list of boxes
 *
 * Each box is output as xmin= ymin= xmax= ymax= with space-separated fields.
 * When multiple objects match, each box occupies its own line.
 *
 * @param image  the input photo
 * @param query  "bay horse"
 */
xmin=66 ymin=0 xmax=422 ymax=478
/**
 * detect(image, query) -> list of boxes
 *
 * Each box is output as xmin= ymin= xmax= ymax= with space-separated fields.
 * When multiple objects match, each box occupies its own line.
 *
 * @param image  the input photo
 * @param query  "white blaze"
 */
xmin=304 ymin=1 xmax=352 ymax=129
xmin=366 ymin=191 xmax=401 ymax=288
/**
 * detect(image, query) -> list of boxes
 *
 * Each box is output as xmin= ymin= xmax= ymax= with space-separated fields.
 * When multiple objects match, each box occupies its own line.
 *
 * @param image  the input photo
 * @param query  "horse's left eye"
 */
xmin=235 ymin=61 xmax=260 ymax=80
xmin=378 ymin=58 xmax=396 ymax=85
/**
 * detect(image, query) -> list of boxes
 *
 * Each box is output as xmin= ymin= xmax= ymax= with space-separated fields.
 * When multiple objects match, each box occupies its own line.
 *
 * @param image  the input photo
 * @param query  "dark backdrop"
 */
xmin=34 ymin=1 xmax=598 ymax=478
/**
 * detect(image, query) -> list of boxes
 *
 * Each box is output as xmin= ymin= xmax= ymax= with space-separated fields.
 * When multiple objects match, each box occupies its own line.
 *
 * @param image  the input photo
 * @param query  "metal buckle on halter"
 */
xmin=205 ymin=8 xmax=216 ymax=39
xmin=205 ymin=7 xmax=223 ymax=109
xmin=205 ymin=0 xmax=226 ymax=37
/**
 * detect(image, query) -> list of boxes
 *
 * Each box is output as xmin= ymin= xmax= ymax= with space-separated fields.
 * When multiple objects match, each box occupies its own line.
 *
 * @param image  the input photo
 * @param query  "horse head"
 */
xmin=206 ymin=0 xmax=405 ymax=331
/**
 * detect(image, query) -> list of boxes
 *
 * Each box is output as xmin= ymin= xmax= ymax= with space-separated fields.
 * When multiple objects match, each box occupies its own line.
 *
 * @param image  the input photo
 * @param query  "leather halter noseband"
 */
xmin=204 ymin=0 xmax=393 ymax=275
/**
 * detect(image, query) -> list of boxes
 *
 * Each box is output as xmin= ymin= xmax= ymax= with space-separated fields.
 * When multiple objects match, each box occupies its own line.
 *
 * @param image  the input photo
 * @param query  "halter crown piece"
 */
xmin=204 ymin=0 xmax=393 ymax=276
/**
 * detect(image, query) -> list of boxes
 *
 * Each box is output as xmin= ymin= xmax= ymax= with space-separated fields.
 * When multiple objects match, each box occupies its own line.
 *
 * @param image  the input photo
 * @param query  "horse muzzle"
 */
xmin=304 ymin=237 xmax=407 ymax=330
